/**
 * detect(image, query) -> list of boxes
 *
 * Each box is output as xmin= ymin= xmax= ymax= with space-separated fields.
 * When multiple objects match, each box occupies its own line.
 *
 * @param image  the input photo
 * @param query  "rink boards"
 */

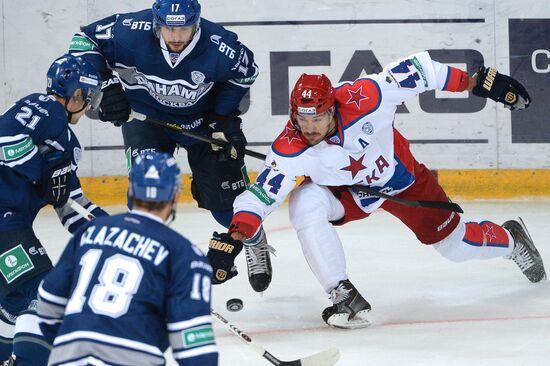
xmin=80 ymin=169 xmax=550 ymax=206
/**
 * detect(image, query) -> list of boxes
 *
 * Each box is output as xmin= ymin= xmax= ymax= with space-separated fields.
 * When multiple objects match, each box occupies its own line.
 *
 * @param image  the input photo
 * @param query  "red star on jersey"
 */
xmin=346 ymin=86 xmax=369 ymax=109
xmin=280 ymin=125 xmax=301 ymax=145
xmin=340 ymin=154 xmax=367 ymax=179
xmin=483 ymin=225 xmax=497 ymax=242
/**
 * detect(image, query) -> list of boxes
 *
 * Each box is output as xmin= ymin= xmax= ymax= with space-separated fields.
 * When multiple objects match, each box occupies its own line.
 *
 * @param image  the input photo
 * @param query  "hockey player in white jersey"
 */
xmin=206 ymin=51 xmax=546 ymax=329
xmin=38 ymin=151 xmax=217 ymax=365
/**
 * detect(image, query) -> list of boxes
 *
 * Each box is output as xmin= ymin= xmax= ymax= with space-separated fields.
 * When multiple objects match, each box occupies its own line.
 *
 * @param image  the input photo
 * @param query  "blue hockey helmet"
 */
xmin=152 ymin=0 xmax=201 ymax=28
xmin=129 ymin=151 xmax=181 ymax=203
xmin=46 ymin=54 xmax=103 ymax=110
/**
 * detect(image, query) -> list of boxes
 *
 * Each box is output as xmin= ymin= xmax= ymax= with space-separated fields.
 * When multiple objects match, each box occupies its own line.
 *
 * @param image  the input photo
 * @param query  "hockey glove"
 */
xmin=472 ymin=67 xmax=531 ymax=110
xmin=38 ymin=151 xmax=72 ymax=207
xmin=209 ymin=113 xmax=247 ymax=160
xmin=98 ymin=73 xmax=131 ymax=126
xmin=207 ymin=232 xmax=243 ymax=284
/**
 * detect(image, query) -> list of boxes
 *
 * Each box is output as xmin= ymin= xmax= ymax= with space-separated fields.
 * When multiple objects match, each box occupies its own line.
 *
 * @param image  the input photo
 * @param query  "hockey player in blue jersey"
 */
xmin=37 ymin=151 xmax=218 ymax=366
xmin=0 ymin=54 xmax=108 ymax=365
xmin=69 ymin=0 xmax=274 ymax=293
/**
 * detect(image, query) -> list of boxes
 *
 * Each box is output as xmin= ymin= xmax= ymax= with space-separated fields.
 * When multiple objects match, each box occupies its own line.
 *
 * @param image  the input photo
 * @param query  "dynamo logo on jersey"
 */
xmin=114 ymin=64 xmax=213 ymax=108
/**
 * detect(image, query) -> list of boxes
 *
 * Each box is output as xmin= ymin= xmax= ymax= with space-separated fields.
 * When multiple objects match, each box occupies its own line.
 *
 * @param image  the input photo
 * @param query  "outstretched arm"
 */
xmin=376 ymin=52 xmax=531 ymax=111
xmin=468 ymin=67 xmax=531 ymax=110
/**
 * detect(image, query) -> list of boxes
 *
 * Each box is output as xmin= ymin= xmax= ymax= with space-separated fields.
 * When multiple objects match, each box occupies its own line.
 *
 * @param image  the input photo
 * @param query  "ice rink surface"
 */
xmin=35 ymin=200 xmax=550 ymax=366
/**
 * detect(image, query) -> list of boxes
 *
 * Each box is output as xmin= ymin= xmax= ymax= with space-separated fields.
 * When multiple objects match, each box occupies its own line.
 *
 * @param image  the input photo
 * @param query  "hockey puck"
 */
xmin=226 ymin=298 xmax=244 ymax=312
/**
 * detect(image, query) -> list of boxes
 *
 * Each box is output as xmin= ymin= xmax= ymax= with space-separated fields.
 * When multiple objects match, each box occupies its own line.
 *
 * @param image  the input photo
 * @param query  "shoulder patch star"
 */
xmin=341 ymin=154 xmax=367 ymax=179
xmin=280 ymin=125 xmax=301 ymax=145
xmin=346 ymin=86 xmax=369 ymax=109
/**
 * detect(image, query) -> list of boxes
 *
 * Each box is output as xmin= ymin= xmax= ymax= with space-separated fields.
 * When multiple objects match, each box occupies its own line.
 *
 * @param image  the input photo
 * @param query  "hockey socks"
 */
xmin=433 ymin=221 xmax=513 ymax=262
xmin=13 ymin=310 xmax=50 ymax=366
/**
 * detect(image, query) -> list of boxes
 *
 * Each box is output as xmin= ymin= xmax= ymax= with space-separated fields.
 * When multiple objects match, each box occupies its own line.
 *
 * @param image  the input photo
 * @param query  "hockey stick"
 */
xmin=129 ymin=110 xmax=266 ymax=160
xmin=68 ymin=198 xmax=96 ymax=221
xmin=210 ymin=309 xmax=340 ymax=366
xmin=70 ymin=198 xmax=339 ymax=365
xmin=352 ymin=186 xmax=463 ymax=213
xmin=128 ymin=111 xmax=463 ymax=213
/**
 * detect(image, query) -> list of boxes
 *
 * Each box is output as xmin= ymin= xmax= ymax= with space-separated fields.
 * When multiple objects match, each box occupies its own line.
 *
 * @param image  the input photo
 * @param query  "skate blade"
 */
xmin=327 ymin=310 xmax=373 ymax=329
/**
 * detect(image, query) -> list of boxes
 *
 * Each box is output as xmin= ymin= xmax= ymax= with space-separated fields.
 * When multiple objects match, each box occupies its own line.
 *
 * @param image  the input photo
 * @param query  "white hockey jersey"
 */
xmin=231 ymin=52 xmax=469 ymax=238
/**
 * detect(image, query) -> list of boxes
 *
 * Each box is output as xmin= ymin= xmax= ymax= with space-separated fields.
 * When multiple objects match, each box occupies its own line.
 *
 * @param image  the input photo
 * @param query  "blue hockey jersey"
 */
xmin=0 ymin=93 xmax=105 ymax=233
xmin=38 ymin=210 xmax=218 ymax=366
xmin=70 ymin=9 xmax=259 ymax=145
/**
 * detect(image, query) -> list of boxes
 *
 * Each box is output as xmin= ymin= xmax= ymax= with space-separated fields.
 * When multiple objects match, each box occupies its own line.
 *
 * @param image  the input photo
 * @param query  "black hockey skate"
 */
xmin=503 ymin=218 xmax=546 ymax=283
xmin=244 ymin=230 xmax=274 ymax=292
xmin=322 ymin=280 xmax=372 ymax=329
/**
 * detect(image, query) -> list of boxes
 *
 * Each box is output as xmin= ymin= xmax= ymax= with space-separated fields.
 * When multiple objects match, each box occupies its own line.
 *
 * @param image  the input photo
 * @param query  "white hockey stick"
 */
xmin=211 ymin=309 xmax=340 ymax=366
xmin=67 ymin=198 xmax=96 ymax=221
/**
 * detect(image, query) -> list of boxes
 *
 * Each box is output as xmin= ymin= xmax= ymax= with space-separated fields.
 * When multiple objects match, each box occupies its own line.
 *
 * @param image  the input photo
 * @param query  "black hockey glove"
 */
xmin=38 ymin=151 xmax=72 ymax=207
xmin=472 ymin=67 xmax=531 ymax=110
xmin=209 ymin=113 xmax=247 ymax=161
xmin=98 ymin=73 xmax=131 ymax=126
xmin=207 ymin=232 xmax=243 ymax=284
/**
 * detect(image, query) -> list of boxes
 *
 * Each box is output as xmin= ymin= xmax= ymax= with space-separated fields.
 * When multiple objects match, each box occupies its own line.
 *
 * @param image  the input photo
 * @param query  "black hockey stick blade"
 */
xmin=129 ymin=110 xmax=266 ymax=160
xmin=352 ymin=185 xmax=464 ymax=213
xmin=210 ymin=309 xmax=340 ymax=366
xmin=129 ymin=111 xmax=463 ymax=213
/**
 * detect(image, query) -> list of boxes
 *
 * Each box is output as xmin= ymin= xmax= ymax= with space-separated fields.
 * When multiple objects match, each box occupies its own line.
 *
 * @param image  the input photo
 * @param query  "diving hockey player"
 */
xmin=37 ymin=151 xmax=218 ymax=365
xmin=0 ymin=54 xmax=107 ymax=364
xmin=68 ymin=0 xmax=273 ymax=292
xmin=206 ymin=51 xmax=546 ymax=329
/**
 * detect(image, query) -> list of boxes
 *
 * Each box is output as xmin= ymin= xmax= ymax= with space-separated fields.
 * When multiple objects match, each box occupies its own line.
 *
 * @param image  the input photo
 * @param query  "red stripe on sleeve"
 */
xmin=444 ymin=67 xmax=469 ymax=92
xmin=229 ymin=211 xmax=262 ymax=239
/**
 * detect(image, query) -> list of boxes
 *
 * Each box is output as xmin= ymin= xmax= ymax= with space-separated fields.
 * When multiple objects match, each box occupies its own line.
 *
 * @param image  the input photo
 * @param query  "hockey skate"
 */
xmin=322 ymin=280 xmax=372 ymax=329
xmin=244 ymin=230 xmax=275 ymax=292
xmin=503 ymin=218 xmax=546 ymax=283
xmin=1 ymin=355 xmax=15 ymax=366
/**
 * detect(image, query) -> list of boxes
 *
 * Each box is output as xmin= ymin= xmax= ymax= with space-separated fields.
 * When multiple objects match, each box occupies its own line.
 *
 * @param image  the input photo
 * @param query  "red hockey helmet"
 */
xmin=289 ymin=74 xmax=335 ymax=128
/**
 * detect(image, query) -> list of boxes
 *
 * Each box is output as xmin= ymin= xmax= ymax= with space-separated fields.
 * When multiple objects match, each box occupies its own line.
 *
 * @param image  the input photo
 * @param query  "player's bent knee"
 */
xmin=289 ymin=183 xmax=340 ymax=229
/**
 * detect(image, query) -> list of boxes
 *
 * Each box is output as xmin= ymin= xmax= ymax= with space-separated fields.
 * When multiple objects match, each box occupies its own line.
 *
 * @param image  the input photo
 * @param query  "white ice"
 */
xmin=35 ymin=201 xmax=550 ymax=366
